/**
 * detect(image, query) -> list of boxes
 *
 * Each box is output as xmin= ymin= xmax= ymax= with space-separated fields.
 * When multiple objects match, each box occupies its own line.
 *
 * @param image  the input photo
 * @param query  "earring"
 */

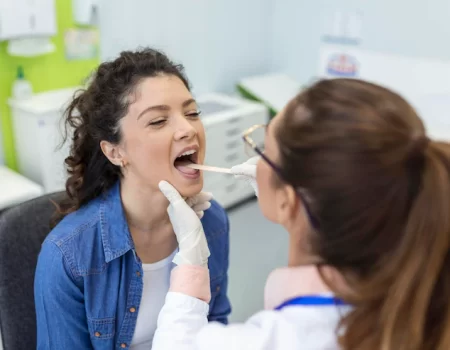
xmin=120 ymin=160 xmax=125 ymax=168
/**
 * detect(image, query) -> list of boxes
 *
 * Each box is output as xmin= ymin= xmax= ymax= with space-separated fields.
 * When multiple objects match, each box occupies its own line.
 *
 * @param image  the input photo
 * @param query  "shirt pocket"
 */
xmin=87 ymin=317 xmax=115 ymax=340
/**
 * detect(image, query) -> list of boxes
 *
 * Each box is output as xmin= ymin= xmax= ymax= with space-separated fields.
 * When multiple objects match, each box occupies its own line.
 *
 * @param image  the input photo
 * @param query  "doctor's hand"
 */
xmin=186 ymin=191 xmax=213 ymax=220
xmin=230 ymin=156 xmax=259 ymax=196
xmin=159 ymin=181 xmax=211 ymax=267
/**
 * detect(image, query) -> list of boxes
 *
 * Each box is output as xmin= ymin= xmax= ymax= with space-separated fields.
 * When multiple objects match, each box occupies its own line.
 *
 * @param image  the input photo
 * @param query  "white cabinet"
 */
xmin=0 ymin=0 xmax=56 ymax=40
xmin=9 ymin=88 xmax=79 ymax=193
xmin=197 ymin=94 xmax=269 ymax=208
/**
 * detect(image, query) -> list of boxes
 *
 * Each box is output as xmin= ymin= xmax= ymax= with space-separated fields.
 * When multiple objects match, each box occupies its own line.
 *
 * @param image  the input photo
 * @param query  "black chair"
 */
xmin=0 ymin=192 xmax=65 ymax=350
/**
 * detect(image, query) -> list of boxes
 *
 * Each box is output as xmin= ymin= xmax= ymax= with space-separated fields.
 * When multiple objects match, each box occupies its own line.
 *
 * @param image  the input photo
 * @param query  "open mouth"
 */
xmin=174 ymin=149 xmax=200 ymax=178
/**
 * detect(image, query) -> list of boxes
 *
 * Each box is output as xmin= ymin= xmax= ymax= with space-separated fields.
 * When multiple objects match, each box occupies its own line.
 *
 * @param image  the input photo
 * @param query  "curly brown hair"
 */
xmin=53 ymin=48 xmax=189 ymax=226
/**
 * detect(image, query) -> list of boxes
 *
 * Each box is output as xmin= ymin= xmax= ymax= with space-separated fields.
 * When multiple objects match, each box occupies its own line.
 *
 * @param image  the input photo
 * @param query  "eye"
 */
xmin=186 ymin=110 xmax=202 ymax=119
xmin=147 ymin=119 xmax=167 ymax=127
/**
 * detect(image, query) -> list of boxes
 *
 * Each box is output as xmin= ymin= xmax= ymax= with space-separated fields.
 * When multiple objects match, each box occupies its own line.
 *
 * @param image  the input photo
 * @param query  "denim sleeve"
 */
xmin=34 ymin=241 xmax=92 ymax=349
xmin=208 ymin=214 xmax=232 ymax=325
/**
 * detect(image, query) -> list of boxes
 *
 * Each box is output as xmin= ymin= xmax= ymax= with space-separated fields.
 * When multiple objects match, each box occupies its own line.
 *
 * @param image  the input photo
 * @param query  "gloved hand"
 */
xmin=186 ymin=191 xmax=213 ymax=219
xmin=159 ymin=181 xmax=211 ymax=267
xmin=230 ymin=156 xmax=260 ymax=196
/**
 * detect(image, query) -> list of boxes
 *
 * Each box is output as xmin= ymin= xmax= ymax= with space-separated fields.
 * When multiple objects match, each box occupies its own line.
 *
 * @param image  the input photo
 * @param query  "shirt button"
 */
xmin=94 ymin=331 xmax=101 ymax=337
xmin=129 ymin=307 xmax=136 ymax=313
xmin=136 ymin=271 xmax=141 ymax=277
xmin=121 ymin=343 xmax=127 ymax=348
xmin=216 ymin=285 xmax=221 ymax=292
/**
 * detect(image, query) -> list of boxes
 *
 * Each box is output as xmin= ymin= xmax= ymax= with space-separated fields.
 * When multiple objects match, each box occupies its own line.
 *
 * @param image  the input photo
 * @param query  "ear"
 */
xmin=100 ymin=140 xmax=125 ymax=166
xmin=274 ymin=184 xmax=299 ymax=226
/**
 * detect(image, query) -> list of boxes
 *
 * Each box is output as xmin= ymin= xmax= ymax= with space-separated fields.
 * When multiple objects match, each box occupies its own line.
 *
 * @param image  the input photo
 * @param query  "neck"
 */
xmin=120 ymin=177 xmax=169 ymax=231
xmin=286 ymin=217 xmax=318 ymax=266
xmin=120 ymin=177 xmax=177 ymax=263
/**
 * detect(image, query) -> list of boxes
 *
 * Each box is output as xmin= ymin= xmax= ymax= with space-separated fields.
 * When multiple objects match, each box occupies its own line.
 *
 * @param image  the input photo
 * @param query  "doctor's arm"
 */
xmin=153 ymin=181 xmax=289 ymax=350
xmin=154 ymin=287 xmax=298 ymax=350
xmin=34 ymin=241 xmax=92 ymax=349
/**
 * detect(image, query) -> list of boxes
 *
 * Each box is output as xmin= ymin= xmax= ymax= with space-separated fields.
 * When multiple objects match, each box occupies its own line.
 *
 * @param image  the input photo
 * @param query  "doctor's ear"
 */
xmin=274 ymin=184 xmax=299 ymax=226
xmin=100 ymin=140 xmax=126 ymax=167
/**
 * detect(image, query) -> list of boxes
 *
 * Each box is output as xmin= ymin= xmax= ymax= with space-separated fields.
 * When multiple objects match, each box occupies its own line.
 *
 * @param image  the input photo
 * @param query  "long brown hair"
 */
xmin=53 ymin=48 xmax=189 ymax=226
xmin=276 ymin=78 xmax=450 ymax=349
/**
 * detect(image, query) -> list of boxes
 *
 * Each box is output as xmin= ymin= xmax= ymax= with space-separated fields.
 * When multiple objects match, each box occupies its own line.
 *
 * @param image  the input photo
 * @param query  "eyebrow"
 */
xmin=137 ymin=98 xmax=197 ymax=120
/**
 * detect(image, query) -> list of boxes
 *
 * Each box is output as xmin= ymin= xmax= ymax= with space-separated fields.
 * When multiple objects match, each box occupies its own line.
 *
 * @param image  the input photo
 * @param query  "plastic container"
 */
xmin=11 ymin=66 xmax=33 ymax=99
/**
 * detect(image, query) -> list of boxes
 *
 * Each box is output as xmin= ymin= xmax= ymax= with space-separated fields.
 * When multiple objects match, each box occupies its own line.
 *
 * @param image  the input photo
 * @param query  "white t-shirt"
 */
xmin=130 ymin=249 xmax=177 ymax=349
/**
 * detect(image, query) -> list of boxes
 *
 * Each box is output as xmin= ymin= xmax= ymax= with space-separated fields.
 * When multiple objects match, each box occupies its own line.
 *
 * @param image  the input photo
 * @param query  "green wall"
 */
xmin=0 ymin=0 xmax=99 ymax=170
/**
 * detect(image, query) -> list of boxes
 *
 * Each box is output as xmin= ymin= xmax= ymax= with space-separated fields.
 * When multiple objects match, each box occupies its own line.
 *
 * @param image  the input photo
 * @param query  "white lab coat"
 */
xmin=153 ymin=265 xmax=351 ymax=350
xmin=152 ymin=292 xmax=348 ymax=350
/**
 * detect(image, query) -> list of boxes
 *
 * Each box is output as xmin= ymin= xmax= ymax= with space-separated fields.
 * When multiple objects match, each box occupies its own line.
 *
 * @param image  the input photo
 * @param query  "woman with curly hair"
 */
xmin=34 ymin=48 xmax=231 ymax=349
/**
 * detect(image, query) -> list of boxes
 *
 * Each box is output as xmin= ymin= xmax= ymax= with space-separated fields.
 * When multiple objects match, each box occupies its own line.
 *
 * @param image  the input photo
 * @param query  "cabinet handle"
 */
xmin=225 ymin=153 xmax=239 ymax=162
xmin=227 ymin=117 xmax=240 ymax=124
xmin=226 ymin=183 xmax=237 ymax=192
xmin=226 ymin=128 xmax=240 ymax=137
xmin=225 ymin=140 xmax=240 ymax=149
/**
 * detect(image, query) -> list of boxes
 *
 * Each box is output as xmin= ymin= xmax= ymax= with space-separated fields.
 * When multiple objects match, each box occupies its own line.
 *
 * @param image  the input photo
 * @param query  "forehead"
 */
xmin=130 ymin=75 xmax=191 ymax=108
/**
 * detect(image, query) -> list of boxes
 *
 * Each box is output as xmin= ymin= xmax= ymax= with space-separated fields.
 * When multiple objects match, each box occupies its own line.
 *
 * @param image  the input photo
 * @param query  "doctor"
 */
xmin=153 ymin=78 xmax=450 ymax=350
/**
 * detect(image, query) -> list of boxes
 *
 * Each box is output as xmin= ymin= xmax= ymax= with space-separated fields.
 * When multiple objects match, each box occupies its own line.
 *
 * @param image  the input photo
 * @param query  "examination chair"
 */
xmin=0 ymin=192 xmax=65 ymax=350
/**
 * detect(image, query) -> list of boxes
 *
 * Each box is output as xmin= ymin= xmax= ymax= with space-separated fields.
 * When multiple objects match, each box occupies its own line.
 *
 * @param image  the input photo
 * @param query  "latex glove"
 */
xmin=186 ymin=192 xmax=213 ymax=219
xmin=159 ymin=181 xmax=211 ymax=267
xmin=230 ymin=156 xmax=259 ymax=196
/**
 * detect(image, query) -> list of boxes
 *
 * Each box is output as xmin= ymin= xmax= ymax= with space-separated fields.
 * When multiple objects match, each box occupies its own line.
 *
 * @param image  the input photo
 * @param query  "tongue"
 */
xmin=174 ymin=159 xmax=198 ymax=175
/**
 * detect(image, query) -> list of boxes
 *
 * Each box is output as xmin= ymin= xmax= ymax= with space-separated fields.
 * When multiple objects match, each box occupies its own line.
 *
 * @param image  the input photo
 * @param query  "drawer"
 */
xmin=205 ymin=177 xmax=255 ymax=209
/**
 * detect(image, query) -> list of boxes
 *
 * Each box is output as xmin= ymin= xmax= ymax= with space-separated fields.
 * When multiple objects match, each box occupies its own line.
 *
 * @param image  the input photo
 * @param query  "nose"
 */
xmin=173 ymin=116 xmax=197 ymax=141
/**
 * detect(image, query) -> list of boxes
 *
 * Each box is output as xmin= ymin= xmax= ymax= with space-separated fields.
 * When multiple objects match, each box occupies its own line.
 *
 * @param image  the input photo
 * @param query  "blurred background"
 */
xmin=1 ymin=0 xmax=450 ymax=325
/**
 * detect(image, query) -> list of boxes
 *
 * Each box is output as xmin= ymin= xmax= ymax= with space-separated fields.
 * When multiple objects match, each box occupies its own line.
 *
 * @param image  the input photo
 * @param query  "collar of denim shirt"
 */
xmin=100 ymin=181 xmax=136 ymax=263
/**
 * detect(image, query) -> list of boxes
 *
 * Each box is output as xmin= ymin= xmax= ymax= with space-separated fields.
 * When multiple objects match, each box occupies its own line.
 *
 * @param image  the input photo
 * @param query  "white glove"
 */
xmin=159 ymin=181 xmax=211 ymax=267
xmin=186 ymin=191 xmax=213 ymax=219
xmin=230 ymin=156 xmax=259 ymax=196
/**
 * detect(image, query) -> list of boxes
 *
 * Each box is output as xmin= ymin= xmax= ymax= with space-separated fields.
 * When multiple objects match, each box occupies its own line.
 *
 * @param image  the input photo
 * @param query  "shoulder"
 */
xmin=46 ymin=197 xmax=101 ymax=245
xmin=201 ymin=199 xmax=229 ymax=239
xmin=41 ymin=197 xmax=105 ymax=276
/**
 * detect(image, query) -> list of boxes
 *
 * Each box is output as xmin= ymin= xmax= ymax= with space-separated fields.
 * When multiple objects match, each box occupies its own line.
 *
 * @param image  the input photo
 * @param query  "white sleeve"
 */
xmin=152 ymin=292 xmax=209 ymax=350
xmin=152 ymin=292 xmax=303 ymax=350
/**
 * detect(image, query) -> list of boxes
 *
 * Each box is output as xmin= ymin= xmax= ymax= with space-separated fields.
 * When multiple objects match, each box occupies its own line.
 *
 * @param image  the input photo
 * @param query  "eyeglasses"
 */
xmin=242 ymin=124 xmax=320 ymax=229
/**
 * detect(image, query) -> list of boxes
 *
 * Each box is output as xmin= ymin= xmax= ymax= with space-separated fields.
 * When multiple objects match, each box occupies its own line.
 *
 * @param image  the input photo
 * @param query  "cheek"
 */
xmin=125 ymin=131 xmax=172 ymax=179
xmin=256 ymin=161 xmax=278 ymax=222
xmin=196 ymin=122 xmax=206 ymax=161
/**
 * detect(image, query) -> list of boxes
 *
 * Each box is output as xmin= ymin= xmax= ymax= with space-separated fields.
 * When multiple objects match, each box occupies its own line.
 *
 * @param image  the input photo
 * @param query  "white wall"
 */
xmin=99 ymin=0 xmax=274 ymax=95
xmin=272 ymin=0 xmax=450 ymax=84
xmin=100 ymin=0 xmax=450 ymax=93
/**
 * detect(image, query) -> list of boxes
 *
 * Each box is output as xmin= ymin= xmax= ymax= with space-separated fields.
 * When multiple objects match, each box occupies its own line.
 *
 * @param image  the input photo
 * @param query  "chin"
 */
xmin=176 ymin=179 xmax=204 ymax=198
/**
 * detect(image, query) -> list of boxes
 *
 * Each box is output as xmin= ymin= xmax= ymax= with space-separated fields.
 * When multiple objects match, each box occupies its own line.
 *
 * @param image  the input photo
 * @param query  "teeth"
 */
xmin=177 ymin=150 xmax=196 ymax=158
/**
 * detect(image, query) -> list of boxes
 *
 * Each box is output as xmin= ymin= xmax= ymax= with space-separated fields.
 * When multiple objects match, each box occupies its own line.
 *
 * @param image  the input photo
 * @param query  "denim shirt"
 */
xmin=34 ymin=182 xmax=231 ymax=349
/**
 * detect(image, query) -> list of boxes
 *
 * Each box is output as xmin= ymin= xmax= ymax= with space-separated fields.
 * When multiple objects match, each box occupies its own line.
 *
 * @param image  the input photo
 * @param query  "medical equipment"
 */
xmin=197 ymin=93 xmax=269 ymax=208
xmin=9 ymin=87 xmax=80 ymax=193
xmin=186 ymin=164 xmax=232 ymax=174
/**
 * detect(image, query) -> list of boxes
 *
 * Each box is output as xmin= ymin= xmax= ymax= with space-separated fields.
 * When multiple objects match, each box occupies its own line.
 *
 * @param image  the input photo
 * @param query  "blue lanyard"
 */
xmin=275 ymin=295 xmax=347 ymax=311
